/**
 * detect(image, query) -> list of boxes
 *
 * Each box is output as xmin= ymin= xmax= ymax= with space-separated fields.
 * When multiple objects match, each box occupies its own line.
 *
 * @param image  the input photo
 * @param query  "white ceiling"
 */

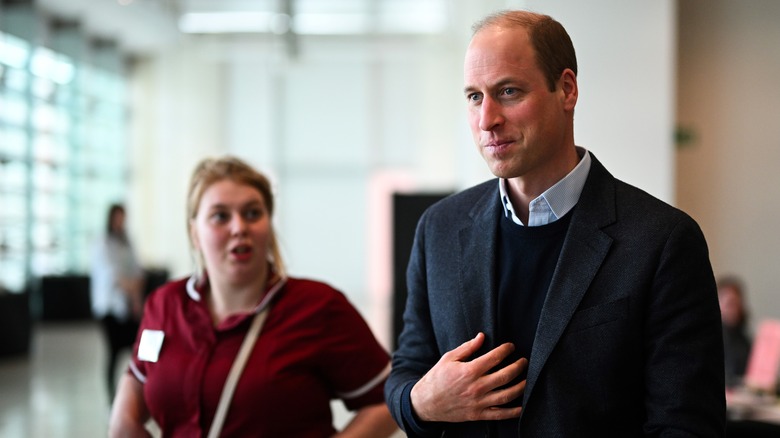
xmin=32 ymin=0 xmax=181 ymax=55
xmin=30 ymin=0 xmax=449 ymax=56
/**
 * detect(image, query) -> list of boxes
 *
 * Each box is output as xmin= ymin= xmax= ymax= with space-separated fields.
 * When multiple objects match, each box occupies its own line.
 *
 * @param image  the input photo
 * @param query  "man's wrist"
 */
xmin=401 ymin=382 xmax=439 ymax=436
xmin=409 ymin=381 xmax=430 ymax=422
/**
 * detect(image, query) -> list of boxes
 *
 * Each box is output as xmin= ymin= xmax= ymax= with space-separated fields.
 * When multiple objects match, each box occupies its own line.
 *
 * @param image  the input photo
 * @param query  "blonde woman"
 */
xmin=110 ymin=156 xmax=396 ymax=437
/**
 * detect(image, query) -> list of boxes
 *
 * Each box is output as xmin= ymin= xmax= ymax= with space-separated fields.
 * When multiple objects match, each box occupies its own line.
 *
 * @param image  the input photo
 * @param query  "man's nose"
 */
xmin=479 ymin=97 xmax=504 ymax=131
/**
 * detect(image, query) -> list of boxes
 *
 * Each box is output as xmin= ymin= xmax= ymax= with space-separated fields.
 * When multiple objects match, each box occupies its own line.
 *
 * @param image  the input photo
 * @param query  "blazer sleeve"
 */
xmin=642 ymin=215 xmax=726 ymax=436
xmin=384 ymin=209 xmax=446 ymax=437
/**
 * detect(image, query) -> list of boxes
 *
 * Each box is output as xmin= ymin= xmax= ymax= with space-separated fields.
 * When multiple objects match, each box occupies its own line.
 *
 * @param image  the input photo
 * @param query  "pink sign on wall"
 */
xmin=744 ymin=319 xmax=780 ymax=392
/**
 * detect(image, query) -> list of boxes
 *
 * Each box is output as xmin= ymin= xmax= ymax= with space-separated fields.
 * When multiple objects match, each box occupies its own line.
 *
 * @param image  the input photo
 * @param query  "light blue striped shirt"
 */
xmin=499 ymin=147 xmax=592 ymax=227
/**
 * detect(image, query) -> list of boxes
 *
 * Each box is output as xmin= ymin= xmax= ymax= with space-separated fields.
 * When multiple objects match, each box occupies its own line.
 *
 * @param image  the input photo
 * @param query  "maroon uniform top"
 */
xmin=129 ymin=275 xmax=390 ymax=437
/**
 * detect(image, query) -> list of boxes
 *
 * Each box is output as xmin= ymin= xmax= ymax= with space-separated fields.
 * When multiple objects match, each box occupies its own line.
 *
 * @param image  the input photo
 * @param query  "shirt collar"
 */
xmin=499 ymin=147 xmax=591 ymax=226
xmin=185 ymin=271 xmax=287 ymax=315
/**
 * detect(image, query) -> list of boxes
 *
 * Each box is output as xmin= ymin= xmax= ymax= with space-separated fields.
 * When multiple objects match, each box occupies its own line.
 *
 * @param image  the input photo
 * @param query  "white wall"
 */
xmin=524 ymin=0 xmax=676 ymax=201
xmin=129 ymin=1 xmax=676 ymax=349
xmin=677 ymin=0 xmax=780 ymax=332
xmin=129 ymin=41 xmax=226 ymax=280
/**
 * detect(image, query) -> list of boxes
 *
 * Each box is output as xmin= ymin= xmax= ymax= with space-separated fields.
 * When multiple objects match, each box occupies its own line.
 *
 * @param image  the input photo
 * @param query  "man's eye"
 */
xmin=467 ymin=93 xmax=482 ymax=103
xmin=502 ymin=87 xmax=518 ymax=96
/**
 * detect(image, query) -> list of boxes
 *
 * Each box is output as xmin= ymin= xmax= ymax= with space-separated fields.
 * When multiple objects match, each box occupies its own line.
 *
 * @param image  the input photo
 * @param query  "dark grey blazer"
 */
xmin=386 ymin=155 xmax=725 ymax=437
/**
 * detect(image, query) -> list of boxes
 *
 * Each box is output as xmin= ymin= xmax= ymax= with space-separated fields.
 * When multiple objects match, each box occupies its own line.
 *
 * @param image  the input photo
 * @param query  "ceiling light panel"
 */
xmin=177 ymin=0 xmax=447 ymax=35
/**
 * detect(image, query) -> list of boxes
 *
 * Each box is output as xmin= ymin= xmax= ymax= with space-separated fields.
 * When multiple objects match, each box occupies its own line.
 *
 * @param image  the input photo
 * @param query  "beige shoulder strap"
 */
xmin=207 ymin=307 xmax=269 ymax=438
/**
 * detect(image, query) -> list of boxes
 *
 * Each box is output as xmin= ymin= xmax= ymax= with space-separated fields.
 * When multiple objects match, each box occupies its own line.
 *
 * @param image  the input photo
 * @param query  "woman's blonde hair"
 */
xmin=187 ymin=155 xmax=285 ymax=277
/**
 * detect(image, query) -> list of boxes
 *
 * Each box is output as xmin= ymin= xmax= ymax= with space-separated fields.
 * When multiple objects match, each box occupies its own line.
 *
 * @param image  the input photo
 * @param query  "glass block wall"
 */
xmin=0 ymin=6 xmax=129 ymax=296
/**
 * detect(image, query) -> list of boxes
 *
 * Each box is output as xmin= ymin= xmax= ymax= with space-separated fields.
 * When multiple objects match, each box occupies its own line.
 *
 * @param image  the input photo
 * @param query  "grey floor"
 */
xmin=0 ymin=321 xmax=405 ymax=437
xmin=0 ymin=322 xmax=111 ymax=437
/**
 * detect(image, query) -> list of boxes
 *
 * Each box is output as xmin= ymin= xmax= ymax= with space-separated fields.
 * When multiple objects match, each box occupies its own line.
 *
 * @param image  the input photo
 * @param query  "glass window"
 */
xmin=0 ymin=126 xmax=28 ymax=158
xmin=31 ymin=76 xmax=55 ymax=100
xmin=0 ymin=92 xmax=29 ymax=126
xmin=5 ymin=66 xmax=28 ymax=92
xmin=0 ymin=28 xmax=127 ymax=292
xmin=0 ymin=31 xmax=30 ymax=69
xmin=30 ymin=46 xmax=74 ymax=84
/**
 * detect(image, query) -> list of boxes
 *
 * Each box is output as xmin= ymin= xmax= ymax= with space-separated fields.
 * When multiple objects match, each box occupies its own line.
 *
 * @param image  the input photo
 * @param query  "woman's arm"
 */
xmin=109 ymin=374 xmax=152 ymax=438
xmin=333 ymin=403 xmax=398 ymax=438
xmin=118 ymin=275 xmax=146 ymax=319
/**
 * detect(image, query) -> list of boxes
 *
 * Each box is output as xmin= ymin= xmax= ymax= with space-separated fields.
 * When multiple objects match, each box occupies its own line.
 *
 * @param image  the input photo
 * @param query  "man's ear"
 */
xmin=559 ymin=68 xmax=578 ymax=111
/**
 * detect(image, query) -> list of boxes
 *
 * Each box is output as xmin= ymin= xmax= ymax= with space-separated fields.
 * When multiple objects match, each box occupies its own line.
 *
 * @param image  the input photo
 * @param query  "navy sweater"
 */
xmin=494 ymin=209 xmax=572 ymax=436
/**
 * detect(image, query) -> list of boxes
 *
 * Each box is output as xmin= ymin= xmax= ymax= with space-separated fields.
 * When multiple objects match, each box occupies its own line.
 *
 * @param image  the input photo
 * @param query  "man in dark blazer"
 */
xmin=385 ymin=9 xmax=725 ymax=437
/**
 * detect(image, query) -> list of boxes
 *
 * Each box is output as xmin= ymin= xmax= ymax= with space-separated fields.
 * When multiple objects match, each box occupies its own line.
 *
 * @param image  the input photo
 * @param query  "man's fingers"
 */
xmin=480 ymin=405 xmax=523 ymax=421
xmin=482 ymin=378 xmax=526 ymax=409
xmin=412 ymin=341 xmax=528 ymax=423
xmin=482 ymin=357 xmax=528 ymax=388
xmin=467 ymin=341 xmax=517 ymax=374
xmin=442 ymin=332 xmax=487 ymax=362
xmin=471 ymin=357 xmax=527 ymax=408
xmin=442 ymin=335 xmax=523 ymax=380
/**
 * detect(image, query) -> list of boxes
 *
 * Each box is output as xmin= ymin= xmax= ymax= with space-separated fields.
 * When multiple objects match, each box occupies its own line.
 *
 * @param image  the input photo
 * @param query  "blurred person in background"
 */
xmin=718 ymin=275 xmax=752 ymax=388
xmin=109 ymin=156 xmax=397 ymax=437
xmin=91 ymin=203 xmax=145 ymax=401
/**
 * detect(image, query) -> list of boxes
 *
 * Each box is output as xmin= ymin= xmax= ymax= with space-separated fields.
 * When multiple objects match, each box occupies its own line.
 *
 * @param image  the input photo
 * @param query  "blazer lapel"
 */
xmin=523 ymin=156 xmax=616 ymax=405
xmin=457 ymin=182 xmax=502 ymax=351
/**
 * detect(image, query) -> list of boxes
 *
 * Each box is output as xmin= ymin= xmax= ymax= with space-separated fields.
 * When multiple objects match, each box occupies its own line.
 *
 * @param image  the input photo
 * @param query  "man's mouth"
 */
xmin=484 ymin=140 xmax=514 ymax=153
xmin=485 ymin=138 xmax=513 ymax=148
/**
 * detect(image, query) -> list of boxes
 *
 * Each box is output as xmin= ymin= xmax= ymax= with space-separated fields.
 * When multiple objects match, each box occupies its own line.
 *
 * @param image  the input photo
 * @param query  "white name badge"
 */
xmin=138 ymin=329 xmax=164 ymax=363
